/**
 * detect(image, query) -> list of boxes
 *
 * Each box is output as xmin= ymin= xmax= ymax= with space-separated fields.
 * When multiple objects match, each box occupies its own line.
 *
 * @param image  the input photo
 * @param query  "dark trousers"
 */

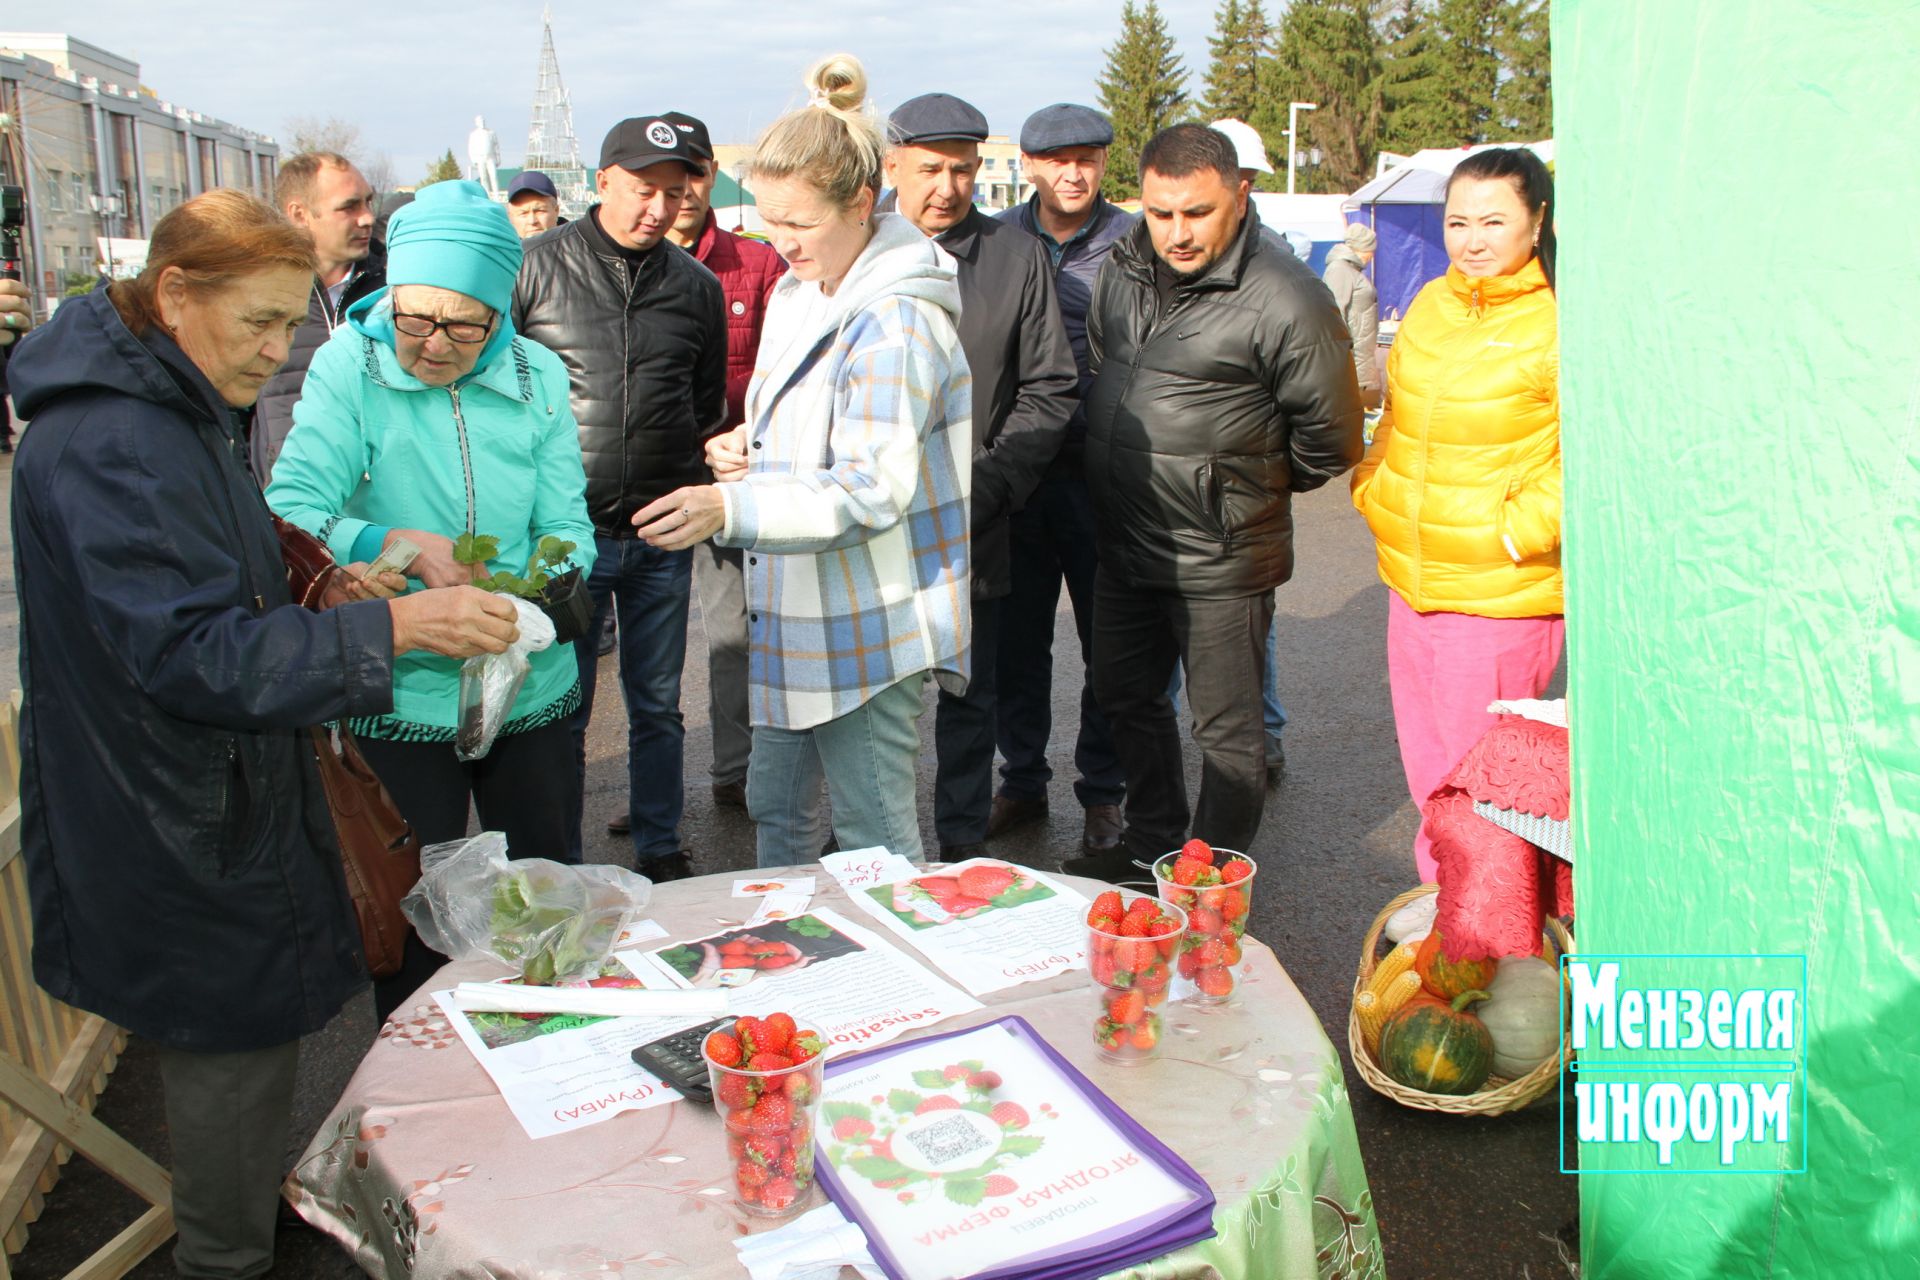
xmin=994 ymin=470 xmax=1126 ymax=808
xmin=358 ymin=720 xmax=577 ymax=1021
xmin=1090 ymin=568 xmax=1274 ymax=862
xmin=156 ymin=1039 xmax=300 ymax=1279
xmin=934 ymin=594 xmax=1000 ymax=847
xmin=568 ymin=534 xmax=694 ymax=860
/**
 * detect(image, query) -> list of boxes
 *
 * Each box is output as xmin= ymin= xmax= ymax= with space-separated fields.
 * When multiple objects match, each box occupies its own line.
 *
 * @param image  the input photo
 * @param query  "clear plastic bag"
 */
xmin=455 ymin=596 xmax=556 ymax=762
xmin=400 ymin=832 xmax=653 ymax=985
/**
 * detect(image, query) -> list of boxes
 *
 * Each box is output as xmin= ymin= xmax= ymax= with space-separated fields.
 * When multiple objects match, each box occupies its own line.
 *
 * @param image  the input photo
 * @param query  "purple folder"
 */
xmin=817 ymin=1015 xmax=1217 ymax=1280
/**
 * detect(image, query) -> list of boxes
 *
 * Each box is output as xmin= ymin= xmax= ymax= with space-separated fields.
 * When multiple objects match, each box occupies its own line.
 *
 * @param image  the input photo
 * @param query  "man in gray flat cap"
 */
xmin=992 ymin=104 xmax=1136 ymax=867
xmin=883 ymin=91 xmax=1077 ymax=862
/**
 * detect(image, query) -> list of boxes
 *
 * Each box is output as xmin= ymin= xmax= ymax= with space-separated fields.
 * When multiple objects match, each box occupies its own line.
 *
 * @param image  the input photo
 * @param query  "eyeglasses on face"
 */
xmin=392 ymin=311 xmax=495 ymax=344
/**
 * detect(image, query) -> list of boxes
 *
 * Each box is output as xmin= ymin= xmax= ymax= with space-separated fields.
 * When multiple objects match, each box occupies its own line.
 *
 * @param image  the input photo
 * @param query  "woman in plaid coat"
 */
xmin=635 ymin=54 xmax=972 ymax=864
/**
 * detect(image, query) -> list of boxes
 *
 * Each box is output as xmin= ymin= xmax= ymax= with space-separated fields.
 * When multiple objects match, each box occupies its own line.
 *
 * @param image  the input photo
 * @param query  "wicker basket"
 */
xmin=1348 ymin=884 xmax=1573 ymax=1115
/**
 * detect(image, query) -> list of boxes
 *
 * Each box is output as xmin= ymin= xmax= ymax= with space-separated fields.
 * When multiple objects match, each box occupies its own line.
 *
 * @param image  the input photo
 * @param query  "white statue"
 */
xmin=467 ymin=115 xmax=502 ymax=197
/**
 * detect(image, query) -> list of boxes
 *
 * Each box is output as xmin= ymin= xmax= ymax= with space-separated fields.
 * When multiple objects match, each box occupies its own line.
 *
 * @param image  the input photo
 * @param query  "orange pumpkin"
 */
xmin=1414 ymin=928 xmax=1499 ymax=1000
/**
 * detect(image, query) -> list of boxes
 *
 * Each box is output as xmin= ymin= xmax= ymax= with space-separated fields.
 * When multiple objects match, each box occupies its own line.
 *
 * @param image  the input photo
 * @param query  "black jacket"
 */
xmin=937 ymin=208 xmax=1077 ymax=599
xmin=1085 ymin=206 xmax=1365 ymax=599
xmin=513 ymin=211 xmax=727 ymax=537
xmin=251 ymin=247 xmax=386 ymax=484
xmin=997 ymin=195 xmax=1135 ymax=473
xmin=7 ymin=288 xmax=396 ymax=1052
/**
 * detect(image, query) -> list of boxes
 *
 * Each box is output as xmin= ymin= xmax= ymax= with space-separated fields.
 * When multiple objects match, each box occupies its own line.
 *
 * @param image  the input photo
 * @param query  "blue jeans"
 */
xmin=748 ymin=674 xmax=927 ymax=867
xmin=568 ymin=534 xmax=693 ymax=862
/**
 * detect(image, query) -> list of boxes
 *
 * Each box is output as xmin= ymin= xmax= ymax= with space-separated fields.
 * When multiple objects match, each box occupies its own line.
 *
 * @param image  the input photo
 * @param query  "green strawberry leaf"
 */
xmin=784 ymin=915 xmax=833 ymax=938
xmin=887 ymin=1089 xmax=923 ymax=1115
xmin=1000 ymin=1134 xmax=1045 ymax=1158
xmin=963 ymin=1100 xmax=995 ymax=1116
xmin=822 ymin=1101 xmax=872 ymax=1125
xmin=912 ymin=1070 xmax=951 ymax=1089
xmin=944 ymin=1178 xmax=987 ymax=1206
xmin=849 ymin=1156 xmax=911 ymax=1182
xmin=452 ymin=532 xmax=500 ymax=565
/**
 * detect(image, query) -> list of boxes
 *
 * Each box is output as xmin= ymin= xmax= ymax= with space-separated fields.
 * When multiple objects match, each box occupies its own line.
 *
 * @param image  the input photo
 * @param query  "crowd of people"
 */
xmin=0 ymin=50 xmax=1561 ymax=1279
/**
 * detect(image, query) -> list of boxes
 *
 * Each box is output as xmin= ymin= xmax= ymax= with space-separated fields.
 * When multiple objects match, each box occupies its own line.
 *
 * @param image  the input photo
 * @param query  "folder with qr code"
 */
xmin=815 ymin=1016 xmax=1215 ymax=1280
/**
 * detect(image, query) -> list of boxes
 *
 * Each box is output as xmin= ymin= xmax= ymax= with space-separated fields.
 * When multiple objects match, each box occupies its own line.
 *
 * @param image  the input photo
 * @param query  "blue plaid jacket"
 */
xmin=717 ymin=214 xmax=973 ymax=730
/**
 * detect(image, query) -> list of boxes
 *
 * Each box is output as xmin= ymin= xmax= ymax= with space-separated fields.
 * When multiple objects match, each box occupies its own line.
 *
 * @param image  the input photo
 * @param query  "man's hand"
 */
xmin=390 ymin=529 xmax=483 ymax=589
xmin=389 ymin=586 xmax=520 ymax=657
xmin=633 ymin=485 xmax=726 ymax=552
xmin=323 ymin=565 xmax=407 ymax=607
xmin=0 ymin=280 xmax=32 ymax=348
xmin=706 ymin=426 xmax=750 ymax=482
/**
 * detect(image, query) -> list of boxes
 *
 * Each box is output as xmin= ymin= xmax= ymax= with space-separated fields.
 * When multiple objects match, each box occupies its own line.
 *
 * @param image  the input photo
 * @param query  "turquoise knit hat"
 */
xmin=383 ymin=180 xmax=522 ymax=315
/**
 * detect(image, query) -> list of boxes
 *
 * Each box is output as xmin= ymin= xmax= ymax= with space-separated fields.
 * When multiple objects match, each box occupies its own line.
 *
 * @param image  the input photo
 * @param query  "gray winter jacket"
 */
xmin=1321 ymin=244 xmax=1381 ymax=399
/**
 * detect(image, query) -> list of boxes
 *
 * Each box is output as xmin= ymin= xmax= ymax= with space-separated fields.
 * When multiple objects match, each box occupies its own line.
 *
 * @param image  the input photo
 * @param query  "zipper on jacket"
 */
xmin=448 ymin=387 xmax=477 ymax=537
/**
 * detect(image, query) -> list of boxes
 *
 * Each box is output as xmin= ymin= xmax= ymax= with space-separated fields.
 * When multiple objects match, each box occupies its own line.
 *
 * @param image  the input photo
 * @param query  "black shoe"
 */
xmin=986 ymin=793 xmax=1047 ymax=838
xmin=607 ymin=812 xmax=631 ymax=837
xmin=638 ymin=852 xmax=694 ymax=883
xmin=937 ymin=842 xmax=986 ymax=863
xmin=1058 ymin=849 xmax=1141 ymax=884
xmin=1265 ymin=736 xmax=1286 ymax=786
xmin=711 ymin=780 xmax=748 ymax=810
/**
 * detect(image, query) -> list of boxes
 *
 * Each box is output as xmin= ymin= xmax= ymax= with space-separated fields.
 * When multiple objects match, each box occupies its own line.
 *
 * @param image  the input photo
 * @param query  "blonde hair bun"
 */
xmin=806 ymin=53 xmax=868 ymax=115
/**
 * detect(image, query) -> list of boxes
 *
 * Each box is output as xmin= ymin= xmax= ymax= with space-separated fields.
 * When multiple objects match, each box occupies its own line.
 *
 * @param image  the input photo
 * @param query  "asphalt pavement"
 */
xmin=1 ymin=451 xmax=1577 ymax=1280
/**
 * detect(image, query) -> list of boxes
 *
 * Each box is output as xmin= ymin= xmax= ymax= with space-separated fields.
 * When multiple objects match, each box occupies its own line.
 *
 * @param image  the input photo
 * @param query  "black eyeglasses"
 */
xmin=392 ymin=311 xmax=495 ymax=344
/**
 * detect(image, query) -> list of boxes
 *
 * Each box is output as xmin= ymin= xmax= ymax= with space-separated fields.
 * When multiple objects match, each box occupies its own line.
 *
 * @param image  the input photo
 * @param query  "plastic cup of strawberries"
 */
xmin=1085 ymin=890 xmax=1188 ymax=1064
xmin=703 ymin=1013 xmax=829 ymax=1217
xmin=1152 ymin=840 xmax=1256 ymax=1004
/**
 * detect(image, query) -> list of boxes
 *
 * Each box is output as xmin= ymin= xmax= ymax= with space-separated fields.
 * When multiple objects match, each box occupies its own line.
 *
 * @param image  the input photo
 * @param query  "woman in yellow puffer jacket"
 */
xmin=1351 ymin=147 xmax=1562 ymax=884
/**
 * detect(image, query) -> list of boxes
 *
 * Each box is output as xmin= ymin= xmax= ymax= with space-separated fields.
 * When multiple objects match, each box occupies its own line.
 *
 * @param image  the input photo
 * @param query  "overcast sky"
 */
xmin=46 ymin=1 xmax=1224 ymax=179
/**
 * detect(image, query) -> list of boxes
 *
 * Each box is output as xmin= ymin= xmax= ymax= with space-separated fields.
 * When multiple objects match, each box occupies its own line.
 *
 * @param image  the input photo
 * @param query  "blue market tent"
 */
xmin=1343 ymin=164 xmax=1451 ymax=322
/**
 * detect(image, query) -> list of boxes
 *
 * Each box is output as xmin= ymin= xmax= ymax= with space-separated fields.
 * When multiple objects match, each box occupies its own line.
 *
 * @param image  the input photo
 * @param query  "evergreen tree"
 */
xmin=1433 ymin=0 xmax=1502 ymax=141
xmin=1376 ymin=0 xmax=1463 ymax=154
xmin=1201 ymin=0 xmax=1270 ymax=122
xmin=419 ymin=150 xmax=461 ymax=187
xmin=1493 ymin=0 xmax=1552 ymax=140
xmin=1097 ymin=0 xmax=1191 ymax=198
xmin=1269 ymin=0 xmax=1380 ymax=192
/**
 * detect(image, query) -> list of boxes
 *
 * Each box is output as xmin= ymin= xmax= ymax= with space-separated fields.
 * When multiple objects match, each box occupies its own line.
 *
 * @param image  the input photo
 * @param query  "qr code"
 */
xmin=904 ymin=1113 xmax=994 ymax=1166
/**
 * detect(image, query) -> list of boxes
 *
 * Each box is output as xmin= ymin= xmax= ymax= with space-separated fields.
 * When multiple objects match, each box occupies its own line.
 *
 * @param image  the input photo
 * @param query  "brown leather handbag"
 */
xmin=273 ymin=515 xmax=422 ymax=979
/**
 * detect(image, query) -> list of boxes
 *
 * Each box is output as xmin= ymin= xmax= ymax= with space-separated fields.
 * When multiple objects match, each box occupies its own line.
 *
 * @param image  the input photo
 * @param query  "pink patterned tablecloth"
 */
xmin=287 ymin=869 xmax=1382 ymax=1279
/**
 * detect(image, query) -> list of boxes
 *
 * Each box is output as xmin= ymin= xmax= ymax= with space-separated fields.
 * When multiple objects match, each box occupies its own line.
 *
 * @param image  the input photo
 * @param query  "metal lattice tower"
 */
xmin=523 ymin=6 xmax=582 ymax=171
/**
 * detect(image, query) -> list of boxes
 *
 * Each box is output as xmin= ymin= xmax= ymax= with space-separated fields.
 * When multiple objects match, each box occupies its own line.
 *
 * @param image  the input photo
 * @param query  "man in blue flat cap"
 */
xmin=993 ymin=104 xmax=1135 ymax=869
xmin=505 ymin=170 xmax=563 ymax=239
xmin=882 ymin=92 xmax=1077 ymax=862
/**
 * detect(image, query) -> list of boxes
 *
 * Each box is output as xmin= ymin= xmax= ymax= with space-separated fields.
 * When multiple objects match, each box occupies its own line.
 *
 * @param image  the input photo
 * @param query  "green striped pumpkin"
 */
xmin=1379 ymin=990 xmax=1495 ymax=1095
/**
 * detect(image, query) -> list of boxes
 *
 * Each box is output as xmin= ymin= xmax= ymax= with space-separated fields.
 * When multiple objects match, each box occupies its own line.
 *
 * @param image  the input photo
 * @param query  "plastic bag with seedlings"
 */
xmin=399 ymin=832 xmax=653 ymax=986
xmin=455 ymin=596 xmax=556 ymax=762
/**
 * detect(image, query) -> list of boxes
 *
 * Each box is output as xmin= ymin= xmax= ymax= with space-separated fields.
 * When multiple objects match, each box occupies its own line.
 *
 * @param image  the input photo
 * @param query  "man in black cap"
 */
xmin=993 ymin=103 xmax=1135 ymax=868
xmin=883 ymin=92 xmax=1077 ymax=862
xmin=505 ymin=170 xmax=562 ymax=238
xmin=513 ymin=117 xmax=728 ymax=881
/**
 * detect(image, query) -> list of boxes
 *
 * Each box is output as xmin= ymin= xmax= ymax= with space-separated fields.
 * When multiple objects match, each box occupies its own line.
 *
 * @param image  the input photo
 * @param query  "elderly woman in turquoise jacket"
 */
xmin=267 ymin=180 xmax=595 ymax=1019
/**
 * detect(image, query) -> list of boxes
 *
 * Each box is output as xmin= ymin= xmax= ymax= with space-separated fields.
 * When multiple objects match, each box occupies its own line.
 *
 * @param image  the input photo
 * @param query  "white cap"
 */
xmin=1210 ymin=118 xmax=1273 ymax=174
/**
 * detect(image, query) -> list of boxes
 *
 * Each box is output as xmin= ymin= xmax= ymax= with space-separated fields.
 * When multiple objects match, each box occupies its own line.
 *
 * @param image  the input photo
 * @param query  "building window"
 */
xmin=72 ymin=174 xmax=85 ymax=212
xmin=47 ymin=170 xmax=64 ymax=212
xmin=985 ymin=158 xmax=997 ymax=170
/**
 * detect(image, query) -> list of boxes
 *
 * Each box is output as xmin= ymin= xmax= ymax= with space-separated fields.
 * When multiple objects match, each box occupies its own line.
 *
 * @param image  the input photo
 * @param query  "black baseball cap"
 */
xmin=505 ymin=171 xmax=558 ymax=201
xmin=661 ymin=112 xmax=714 ymax=162
xmin=598 ymin=116 xmax=706 ymax=174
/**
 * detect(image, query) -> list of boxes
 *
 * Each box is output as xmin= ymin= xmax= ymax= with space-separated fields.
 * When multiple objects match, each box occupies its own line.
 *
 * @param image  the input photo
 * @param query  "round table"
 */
xmin=288 ymin=867 xmax=1382 ymax=1279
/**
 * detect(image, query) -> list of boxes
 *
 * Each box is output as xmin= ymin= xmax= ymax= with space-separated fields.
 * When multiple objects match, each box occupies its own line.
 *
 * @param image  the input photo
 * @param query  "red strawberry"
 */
xmin=1125 ymin=894 xmax=1156 ymax=919
xmin=716 ymin=1074 xmax=759 ymax=1110
xmin=1220 ymin=886 xmax=1250 ymax=921
xmin=966 ymin=1070 xmax=1002 ymax=1091
xmin=1108 ymin=989 xmax=1146 ymax=1025
xmin=1190 ymin=936 xmax=1227 ymax=967
xmin=736 ymin=1159 xmax=770 ymax=1190
xmin=747 ymin=1132 xmax=785 ymax=1164
xmin=1179 ymin=838 xmax=1214 ymax=864
xmin=763 ymin=1012 xmax=797 ymax=1053
xmin=957 ymin=864 xmax=1017 ymax=899
xmin=748 ymin=1052 xmax=795 ymax=1073
xmin=1129 ymin=1019 xmax=1161 ymax=1050
xmin=1114 ymin=939 xmax=1154 ymax=973
xmin=990 ymin=1101 xmax=1030 ymax=1130
xmin=1189 ymin=906 xmax=1224 ymax=936
xmin=919 ymin=876 xmax=964 ymax=899
xmin=1171 ymin=857 xmax=1207 ymax=886
xmin=1196 ymin=966 xmax=1235 ymax=998
xmin=703 ymin=1031 xmax=743 ymax=1067
xmin=942 ymin=1064 xmax=969 ymax=1081
xmin=734 ymin=1015 xmax=769 ymax=1057
xmin=1177 ymin=948 xmax=1203 ymax=977
xmin=945 ymin=895 xmax=991 ymax=912
xmin=1224 ymin=935 xmax=1244 ymax=965
xmin=1220 ymin=858 xmax=1252 ymax=884
xmin=832 ymin=1115 xmax=874 ymax=1142
xmin=983 ymin=1174 xmax=1018 ymax=1197
xmin=915 ymin=1094 xmax=961 ymax=1114
xmin=760 ymin=1176 xmax=799 ymax=1210
xmin=791 ymin=1030 xmax=826 ymax=1062
xmin=1118 ymin=912 xmax=1152 ymax=937
xmin=1090 ymin=890 xmax=1124 ymax=921
xmin=750 ymin=1091 xmax=794 ymax=1131
xmin=1090 ymin=949 xmax=1118 ymax=986
xmin=1087 ymin=911 xmax=1121 ymax=934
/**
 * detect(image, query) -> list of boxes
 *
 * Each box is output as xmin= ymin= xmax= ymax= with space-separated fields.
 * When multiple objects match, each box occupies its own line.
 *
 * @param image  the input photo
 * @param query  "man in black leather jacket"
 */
xmin=513 ymin=117 xmax=727 ymax=877
xmin=1082 ymin=124 xmax=1364 ymax=874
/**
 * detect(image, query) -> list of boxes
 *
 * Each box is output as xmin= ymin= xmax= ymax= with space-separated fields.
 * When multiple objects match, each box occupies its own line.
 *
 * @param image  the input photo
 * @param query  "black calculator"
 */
xmin=631 ymin=1016 xmax=735 ymax=1105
